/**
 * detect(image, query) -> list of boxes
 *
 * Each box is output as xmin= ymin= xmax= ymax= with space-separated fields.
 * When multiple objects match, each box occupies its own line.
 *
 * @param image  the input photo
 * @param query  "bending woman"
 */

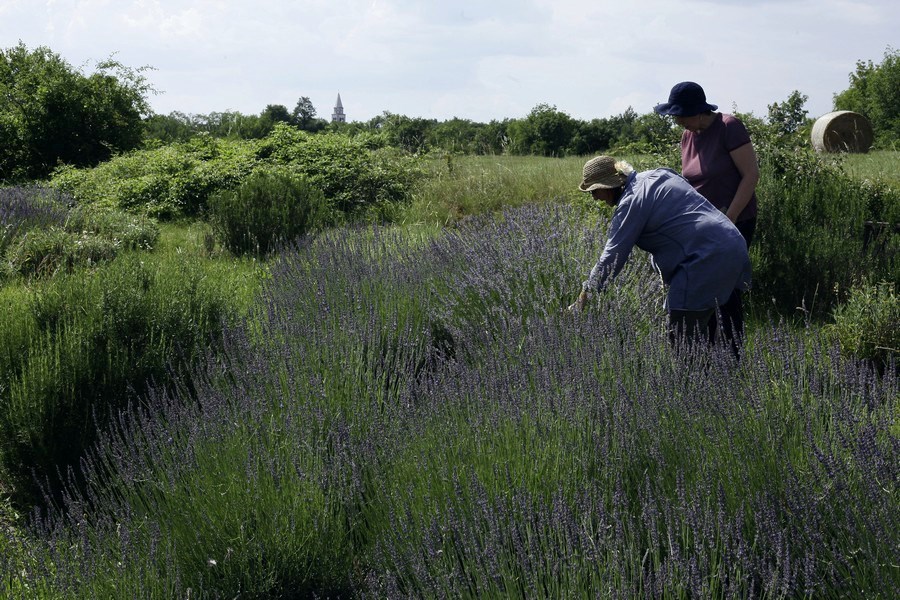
xmin=569 ymin=156 xmax=751 ymax=349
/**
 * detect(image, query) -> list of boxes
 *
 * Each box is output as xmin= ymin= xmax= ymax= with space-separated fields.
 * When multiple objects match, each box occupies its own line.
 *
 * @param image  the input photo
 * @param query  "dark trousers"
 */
xmin=669 ymin=309 xmax=715 ymax=348
xmin=709 ymin=218 xmax=756 ymax=358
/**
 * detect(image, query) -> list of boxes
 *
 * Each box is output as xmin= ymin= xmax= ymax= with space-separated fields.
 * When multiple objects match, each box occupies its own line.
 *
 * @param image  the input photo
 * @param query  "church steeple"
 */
xmin=331 ymin=93 xmax=346 ymax=123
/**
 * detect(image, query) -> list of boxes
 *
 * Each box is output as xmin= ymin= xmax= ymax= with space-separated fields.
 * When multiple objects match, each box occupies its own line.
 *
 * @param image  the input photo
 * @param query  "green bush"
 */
xmin=752 ymin=142 xmax=900 ymax=316
xmin=827 ymin=280 xmax=899 ymax=368
xmin=0 ymin=44 xmax=151 ymax=182
xmin=50 ymin=135 xmax=259 ymax=219
xmin=258 ymin=124 xmax=425 ymax=216
xmin=0 ymin=253 xmax=231 ymax=503
xmin=208 ymin=169 xmax=331 ymax=256
xmin=50 ymin=126 xmax=425 ymax=223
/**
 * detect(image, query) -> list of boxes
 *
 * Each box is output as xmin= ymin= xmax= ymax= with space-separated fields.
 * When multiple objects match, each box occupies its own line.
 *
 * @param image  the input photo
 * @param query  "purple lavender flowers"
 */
xmin=5 ymin=204 xmax=896 ymax=598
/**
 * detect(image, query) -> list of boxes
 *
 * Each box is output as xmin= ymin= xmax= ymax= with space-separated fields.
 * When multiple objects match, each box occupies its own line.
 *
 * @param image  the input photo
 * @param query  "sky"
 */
xmin=2 ymin=0 xmax=898 ymax=124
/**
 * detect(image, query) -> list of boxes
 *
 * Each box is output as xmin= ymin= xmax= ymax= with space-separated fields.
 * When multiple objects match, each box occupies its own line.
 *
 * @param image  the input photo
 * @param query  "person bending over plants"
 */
xmin=569 ymin=155 xmax=752 ymax=351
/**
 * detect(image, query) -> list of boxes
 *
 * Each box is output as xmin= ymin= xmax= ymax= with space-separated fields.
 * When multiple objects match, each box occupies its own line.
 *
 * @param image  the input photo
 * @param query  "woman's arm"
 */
xmin=725 ymin=142 xmax=760 ymax=223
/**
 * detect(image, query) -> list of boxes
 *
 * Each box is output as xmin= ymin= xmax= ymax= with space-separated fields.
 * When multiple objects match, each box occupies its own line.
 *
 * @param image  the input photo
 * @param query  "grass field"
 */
xmin=833 ymin=149 xmax=900 ymax=187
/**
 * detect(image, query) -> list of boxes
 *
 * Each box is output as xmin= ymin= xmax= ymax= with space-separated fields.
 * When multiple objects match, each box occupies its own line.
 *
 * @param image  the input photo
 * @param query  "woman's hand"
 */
xmin=567 ymin=289 xmax=591 ymax=313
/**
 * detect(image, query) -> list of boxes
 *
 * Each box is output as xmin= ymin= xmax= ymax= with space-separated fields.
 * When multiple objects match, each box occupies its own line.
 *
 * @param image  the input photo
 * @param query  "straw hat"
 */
xmin=579 ymin=156 xmax=632 ymax=191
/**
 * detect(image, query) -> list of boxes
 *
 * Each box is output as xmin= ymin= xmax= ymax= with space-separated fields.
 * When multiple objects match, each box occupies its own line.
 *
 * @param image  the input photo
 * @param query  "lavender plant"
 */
xmin=367 ymin=306 xmax=897 ymax=597
xmin=3 ymin=204 xmax=896 ymax=599
xmin=2 ymin=222 xmax=441 ymax=597
xmin=0 ymin=186 xmax=159 ymax=280
xmin=0 ymin=187 xmax=69 ymax=256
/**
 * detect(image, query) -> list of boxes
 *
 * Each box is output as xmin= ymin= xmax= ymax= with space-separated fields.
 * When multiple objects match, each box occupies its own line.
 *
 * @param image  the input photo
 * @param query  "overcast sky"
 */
xmin=2 ymin=0 xmax=897 ymax=124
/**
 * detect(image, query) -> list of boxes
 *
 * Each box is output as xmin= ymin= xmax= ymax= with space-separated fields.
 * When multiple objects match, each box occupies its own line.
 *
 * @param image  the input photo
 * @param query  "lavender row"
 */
xmin=4 ymin=204 xmax=895 ymax=598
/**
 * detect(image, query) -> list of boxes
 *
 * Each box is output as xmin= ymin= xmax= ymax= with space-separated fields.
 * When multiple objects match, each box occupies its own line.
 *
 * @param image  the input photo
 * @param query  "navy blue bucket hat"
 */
xmin=654 ymin=81 xmax=718 ymax=117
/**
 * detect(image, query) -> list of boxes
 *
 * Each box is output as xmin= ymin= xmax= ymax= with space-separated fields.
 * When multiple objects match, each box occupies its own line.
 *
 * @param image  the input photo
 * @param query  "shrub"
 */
xmin=0 ymin=253 xmax=231 ymax=503
xmin=50 ymin=135 xmax=259 ymax=219
xmin=828 ymin=280 xmax=899 ymax=368
xmin=752 ymin=142 xmax=900 ymax=316
xmin=258 ymin=124 xmax=425 ymax=216
xmin=208 ymin=169 xmax=331 ymax=255
xmin=50 ymin=126 xmax=425 ymax=223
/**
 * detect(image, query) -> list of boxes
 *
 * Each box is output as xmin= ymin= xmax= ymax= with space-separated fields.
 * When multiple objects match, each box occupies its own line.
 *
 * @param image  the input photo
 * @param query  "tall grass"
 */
xmin=399 ymin=152 xmax=662 ymax=226
xmin=0 ymin=220 xmax=262 ymax=505
xmin=837 ymin=150 xmax=900 ymax=188
xmin=4 ymin=205 xmax=895 ymax=598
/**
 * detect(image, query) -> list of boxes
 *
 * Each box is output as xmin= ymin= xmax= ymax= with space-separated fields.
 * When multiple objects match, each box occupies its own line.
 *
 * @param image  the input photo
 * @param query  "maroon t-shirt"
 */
xmin=681 ymin=113 xmax=757 ymax=222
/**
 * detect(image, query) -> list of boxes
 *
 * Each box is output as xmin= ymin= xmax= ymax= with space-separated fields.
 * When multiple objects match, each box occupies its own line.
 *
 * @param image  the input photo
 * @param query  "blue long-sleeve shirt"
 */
xmin=584 ymin=168 xmax=751 ymax=311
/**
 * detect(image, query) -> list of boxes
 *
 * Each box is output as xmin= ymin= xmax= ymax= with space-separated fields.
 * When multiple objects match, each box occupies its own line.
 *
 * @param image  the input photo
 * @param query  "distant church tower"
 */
xmin=331 ymin=93 xmax=346 ymax=123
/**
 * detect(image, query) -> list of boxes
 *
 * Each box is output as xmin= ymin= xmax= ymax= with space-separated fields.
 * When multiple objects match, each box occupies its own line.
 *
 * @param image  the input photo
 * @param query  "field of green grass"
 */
xmin=837 ymin=149 xmax=900 ymax=188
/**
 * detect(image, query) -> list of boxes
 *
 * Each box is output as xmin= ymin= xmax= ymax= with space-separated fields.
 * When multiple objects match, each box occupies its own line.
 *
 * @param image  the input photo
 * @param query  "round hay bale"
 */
xmin=810 ymin=111 xmax=873 ymax=153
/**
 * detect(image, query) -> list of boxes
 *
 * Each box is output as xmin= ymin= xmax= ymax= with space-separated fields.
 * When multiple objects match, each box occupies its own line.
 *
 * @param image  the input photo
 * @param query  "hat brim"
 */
xmin=579 ymin=179 xmax=622 ymax=192
xmin=653 ymin=101 xmax=718 ymax=117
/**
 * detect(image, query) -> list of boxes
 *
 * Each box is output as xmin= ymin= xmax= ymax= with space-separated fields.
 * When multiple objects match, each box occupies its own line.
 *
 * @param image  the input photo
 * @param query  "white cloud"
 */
xmin=2 ymin=0 xmax=897 ymax=121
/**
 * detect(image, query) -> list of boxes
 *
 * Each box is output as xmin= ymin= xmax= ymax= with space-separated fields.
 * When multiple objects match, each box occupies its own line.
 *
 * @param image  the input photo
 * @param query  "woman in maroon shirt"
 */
xmin=655 ymin=81 xmax=760 ymax=358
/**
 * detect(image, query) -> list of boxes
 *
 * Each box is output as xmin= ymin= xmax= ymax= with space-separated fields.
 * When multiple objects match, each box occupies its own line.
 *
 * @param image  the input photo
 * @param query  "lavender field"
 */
xmin=3 ymin=203 xmax=896 ymax=598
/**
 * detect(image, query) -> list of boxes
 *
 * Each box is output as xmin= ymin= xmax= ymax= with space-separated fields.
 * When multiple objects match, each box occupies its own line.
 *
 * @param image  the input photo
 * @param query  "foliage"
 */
xmin=50 ymin=135 xmax=259 ymax=219
xmin=208 ymin=168 xmax=332 ymax=255
xmin=507 ymin=103 xmax=578 ymax=157
xmin=1 ymin=186 xmax=158 ymax=280
xmin=3 ymin=206 xmax=895 ymax=598
xmin=766 ymin=90 xmax=812 ymax=147
xmin=730 ymin=108 xmax=769 ymax=141
xmin=470 ymin=119 xmax=512 ymax=155
xmin=144 ymin=110 xmax=273 ymax=144
xmin=53 ymin=124 xmax=424 ymax=222
xmin=291 ymin=96 xmax=327 ymax=132
xmin=833 ymin=46 xmax=900 ymax=148
xmin=370 ymin=112 xmax=438 ymax=154
xmin=752 ymin=141 xmax=900 ymax=316
xmin=291 ymin=96 xmax=316 ymax=125
xmin=258 ymin=123 xmax=426 ymax=216
xmin=426 ymin=118 xmax=486 ymax=154
xmin=827 ymin=279 xmax=899 ymax=369
xmin=568 ymin=117 xmax=619 ymax=155
xmin=260 ymin=103 xmax=292 ymax=126
xmin=610 ymin=109 xmax=682 ymax=156
xmin=0 ymin=43 xmax=153 ymax=182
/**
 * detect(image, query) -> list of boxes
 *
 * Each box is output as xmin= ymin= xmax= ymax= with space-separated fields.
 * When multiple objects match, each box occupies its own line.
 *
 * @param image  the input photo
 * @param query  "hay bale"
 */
xmin=811 ymin=111 xmax=873 ymax=153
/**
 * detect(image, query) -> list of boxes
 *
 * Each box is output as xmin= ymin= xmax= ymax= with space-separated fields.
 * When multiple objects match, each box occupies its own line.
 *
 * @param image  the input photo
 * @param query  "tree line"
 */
xmin=2 ymin=43 xmax=898 ymax=183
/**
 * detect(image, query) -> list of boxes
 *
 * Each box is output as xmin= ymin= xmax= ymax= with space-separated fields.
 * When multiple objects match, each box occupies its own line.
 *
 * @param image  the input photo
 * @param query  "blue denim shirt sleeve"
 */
xmin=583 ymin=172 xmax=642 ymax=293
